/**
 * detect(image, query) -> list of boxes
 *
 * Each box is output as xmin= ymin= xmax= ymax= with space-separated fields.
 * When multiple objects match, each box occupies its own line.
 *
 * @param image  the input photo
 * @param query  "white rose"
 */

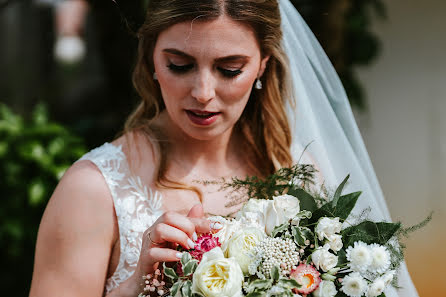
xmin=367 ymin=279 xmax=386 ymax=297
xmin=225 ymin=227 xmax=265 ymax=274
xmin=312 ymin=245 xmax=338 ymax=272
xmin=265 ymin=194 xmax=300 ymax=235
xmin=209 ymin=216 xmax=241 ymax=249
xmin=313 ymin=280 xmax=337 ymax=297
xmin=192 ymin=247 xmax=243 ymax=297
xmin=315 ymin=217 xmax=342 ymax=241
xmin=327 ymin=234 xmax=343 ymax=253
xmin=236 ymin=199 xmax=268 ymax=228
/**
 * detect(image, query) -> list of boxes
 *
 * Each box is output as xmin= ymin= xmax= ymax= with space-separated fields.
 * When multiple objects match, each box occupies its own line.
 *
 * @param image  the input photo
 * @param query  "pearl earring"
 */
xmin=153 ymin=72 xmax=158 ymax=81
xmin=255 ymin=78 xmax=263 ymax=90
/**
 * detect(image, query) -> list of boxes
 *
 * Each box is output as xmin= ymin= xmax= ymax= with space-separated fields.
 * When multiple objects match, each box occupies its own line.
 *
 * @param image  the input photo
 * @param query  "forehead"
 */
xmin=155 ymin=16 xmax=261 ymax=58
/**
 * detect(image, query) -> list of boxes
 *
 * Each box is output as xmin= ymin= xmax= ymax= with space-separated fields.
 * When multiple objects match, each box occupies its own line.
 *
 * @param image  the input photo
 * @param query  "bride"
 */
xmin=29 ymin=0 xmax=418 ymax=296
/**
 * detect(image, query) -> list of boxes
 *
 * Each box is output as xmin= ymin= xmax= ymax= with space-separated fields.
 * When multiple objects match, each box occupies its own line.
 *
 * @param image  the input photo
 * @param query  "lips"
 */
xmin=186 ymin=109 xmax=221 ymax=126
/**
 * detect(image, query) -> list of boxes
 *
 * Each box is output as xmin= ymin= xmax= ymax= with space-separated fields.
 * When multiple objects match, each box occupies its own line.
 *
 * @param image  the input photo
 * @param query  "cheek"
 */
xmin=219 ymin=74 xmax=257 ymax=110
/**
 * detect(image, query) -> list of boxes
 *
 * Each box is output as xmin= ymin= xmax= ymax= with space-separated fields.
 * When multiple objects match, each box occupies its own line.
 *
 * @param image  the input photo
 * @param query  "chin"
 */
xmin=180 ymin=124 xmax=232 ymax=141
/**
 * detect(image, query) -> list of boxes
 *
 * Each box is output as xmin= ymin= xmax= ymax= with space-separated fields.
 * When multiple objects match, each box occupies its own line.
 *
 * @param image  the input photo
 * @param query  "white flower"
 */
xmin=209 ymin=216 xmax=242 ymax=249
xmin=341 ymin=272 xmax=368 ymax=297
xmin=316 ymin=217 xmax=343 ymax=241
xmin=236 ymin=199 xmax=269 ymax=228
xmin=369 ymin=244 xmax=391 ymax=274
xmin=346 ymin=241 xmax=372 ymax=272
xmin=312 ymin=244 xmax=338 ymax=272
xmin=225 ymin=227 xmax=265 ymax=274
xmin=265 ymin=194 xmax=300 ymax=235
xmin=192 ymin=247 xmax=244 ymax=297
xmin=367 ymin=279 xmax=386 ymax=297
xmin=237 ymin=195 xmax=300 ymax=236
xmin=313 ymin=280 xmax=337 ymax=297
xmin=327 ymin=234 xmax=343 ymax=253
xmin=381 ymin=270 xmax=395 ymax=286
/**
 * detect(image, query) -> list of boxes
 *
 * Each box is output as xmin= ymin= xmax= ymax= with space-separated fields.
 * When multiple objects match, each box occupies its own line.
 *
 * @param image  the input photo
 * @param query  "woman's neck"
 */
xmin=159 ymin=112 xmax=243 ymax=179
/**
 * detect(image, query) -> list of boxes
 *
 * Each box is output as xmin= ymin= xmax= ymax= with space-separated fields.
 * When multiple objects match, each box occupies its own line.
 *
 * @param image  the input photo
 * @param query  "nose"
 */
xmin=190 ymin=69 xmax=216 ymax=103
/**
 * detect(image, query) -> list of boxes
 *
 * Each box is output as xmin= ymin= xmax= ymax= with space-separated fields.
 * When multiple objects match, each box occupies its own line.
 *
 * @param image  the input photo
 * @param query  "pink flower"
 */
xmin=290 ymin=263 xmax=322 ymax=294
xmin=189 ymin=234 xmax=221 ymax=262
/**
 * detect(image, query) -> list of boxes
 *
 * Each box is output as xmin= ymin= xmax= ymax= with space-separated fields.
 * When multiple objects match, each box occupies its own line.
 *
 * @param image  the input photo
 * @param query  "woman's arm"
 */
xmin=29 ymin=161 xmax=131 ymax=297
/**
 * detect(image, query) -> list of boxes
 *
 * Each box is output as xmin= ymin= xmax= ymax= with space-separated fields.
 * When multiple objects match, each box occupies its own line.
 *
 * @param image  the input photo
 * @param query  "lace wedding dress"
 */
xmin=78 ymin=142 xmax=165 ymax=294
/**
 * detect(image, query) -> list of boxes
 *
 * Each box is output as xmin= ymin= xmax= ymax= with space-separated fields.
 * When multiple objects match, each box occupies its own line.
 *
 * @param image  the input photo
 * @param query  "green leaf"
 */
xmin=170 ymin=281 xmax=183 ymax=297
xmin=341 ymin=221 xmax=402 ymax=247
xmin=271 ymin=266 xmax=280 ymax=282
xmin=181 ymin=280 xmax=192 ymax=297
xmin=247 ymin=279 xmax=273 ymax=292
xmin=181 ymin=252 xmax=192 ymax=266
xmin=311 ymin=192 xmax=361 ymax=223
xmin=333 ymin=191 xmax=361 ymax=220
xmin=335 ymin=292 xmax=349 ymax=297
xmin=246 ymin=292 xmax=264 ymax=297
xmin=163 ymin=263 xmax=178 ymax=280
xmin=277 ymin=278 xmax=300 ymax=290
xmin=183 ymin=260 xmax=198 ymax=276
xmin=287 ymin=188 xmax=317 ymax=212
xmin=332 ymin=175 xmax=350 ymax=207
xmin=28 ymin=180 xmax=46 ymax=206
xmin=291 ymin=226 xmax=306 ymax=246
xmin=271 ymin=222 xmax=289 ymax=238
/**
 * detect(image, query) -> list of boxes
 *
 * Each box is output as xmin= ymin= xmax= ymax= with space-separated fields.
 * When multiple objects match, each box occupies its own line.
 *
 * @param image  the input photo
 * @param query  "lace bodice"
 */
xmin=77 ymin=143 xmax=164 ymax=294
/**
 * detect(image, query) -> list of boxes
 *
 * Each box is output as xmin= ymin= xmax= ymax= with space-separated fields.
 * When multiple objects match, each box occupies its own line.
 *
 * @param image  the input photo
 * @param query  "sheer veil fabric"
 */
xmin=279 ymin=0 xmax=419 ymax=296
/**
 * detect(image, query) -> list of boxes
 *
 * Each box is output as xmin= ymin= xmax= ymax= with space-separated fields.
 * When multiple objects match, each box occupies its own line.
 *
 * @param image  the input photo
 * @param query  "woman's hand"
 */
xmin=134 ymin=205 xmax=215 ymax=278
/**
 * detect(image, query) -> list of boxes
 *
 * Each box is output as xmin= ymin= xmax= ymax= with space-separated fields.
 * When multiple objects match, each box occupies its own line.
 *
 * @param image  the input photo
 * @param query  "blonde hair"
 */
xmin=124 ymin=0 xmax=294 ymax=195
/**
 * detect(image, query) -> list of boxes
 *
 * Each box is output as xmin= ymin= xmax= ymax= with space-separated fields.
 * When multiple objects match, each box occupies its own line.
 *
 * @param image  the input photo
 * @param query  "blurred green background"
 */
xmin=2 ymin=0 xmax=443 ymax=296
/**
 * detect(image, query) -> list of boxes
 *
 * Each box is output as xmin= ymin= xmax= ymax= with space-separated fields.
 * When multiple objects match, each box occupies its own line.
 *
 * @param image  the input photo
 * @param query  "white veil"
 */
xmin=279 ymin=0 xmax=419 ymax=296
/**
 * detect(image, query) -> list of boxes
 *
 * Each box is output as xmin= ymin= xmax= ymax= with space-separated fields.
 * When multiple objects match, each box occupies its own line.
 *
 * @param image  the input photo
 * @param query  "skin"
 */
xmin=29 ymin=15 xmax=269 ymax=297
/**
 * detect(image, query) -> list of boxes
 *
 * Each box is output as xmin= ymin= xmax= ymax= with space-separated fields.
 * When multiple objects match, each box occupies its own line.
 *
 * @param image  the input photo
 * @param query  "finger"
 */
xmin=187 ymin=204 xmax=204 ymax=218
xmin=152 ymin=223 xmax=196 ymax=250
xmin=160 ymin=211 xmax=196 ymax=239
xmin=144 ymin=247 xmax=184 ymax=264
xmin=189 ymin=217 xmax=213 ymax=234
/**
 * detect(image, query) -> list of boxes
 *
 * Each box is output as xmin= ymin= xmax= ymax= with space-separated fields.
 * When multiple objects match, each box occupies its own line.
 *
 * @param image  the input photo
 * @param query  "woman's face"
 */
xmin=153 ymin=16 xmax=269 ymax=141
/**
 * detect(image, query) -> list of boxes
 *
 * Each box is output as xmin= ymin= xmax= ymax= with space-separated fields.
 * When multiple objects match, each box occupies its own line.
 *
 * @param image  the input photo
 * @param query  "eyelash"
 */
xmin=167 ymin=63 xmax=243 ymax=78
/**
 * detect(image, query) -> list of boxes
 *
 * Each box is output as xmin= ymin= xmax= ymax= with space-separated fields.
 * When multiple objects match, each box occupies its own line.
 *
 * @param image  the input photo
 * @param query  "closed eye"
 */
xmin=218 ymin=67 xmax=243 ymax=78
xmin=167 ymin=63 xmax=194 ymax=73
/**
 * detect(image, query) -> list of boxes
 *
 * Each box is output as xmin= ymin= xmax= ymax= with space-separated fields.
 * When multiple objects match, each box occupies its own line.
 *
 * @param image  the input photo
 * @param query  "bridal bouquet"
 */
xmin=139 ymin=164 xmax=428 ymax=297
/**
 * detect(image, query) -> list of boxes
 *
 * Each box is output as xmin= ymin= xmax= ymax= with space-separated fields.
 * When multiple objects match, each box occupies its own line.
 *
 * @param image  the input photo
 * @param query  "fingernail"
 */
xmin=211 ymin=222 xmax=223 ymax=230
xmin=187 ymin=238 xmax=196 ymax=249
xmin=176 ymin=252 xmax=183 ymax=259
xmin=192 ymin=232 xmax=198 ymax=241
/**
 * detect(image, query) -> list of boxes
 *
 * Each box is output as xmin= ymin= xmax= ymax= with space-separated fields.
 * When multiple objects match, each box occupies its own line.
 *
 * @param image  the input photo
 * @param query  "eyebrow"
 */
xmin=162 ymin=48 xmax=250 ymax=62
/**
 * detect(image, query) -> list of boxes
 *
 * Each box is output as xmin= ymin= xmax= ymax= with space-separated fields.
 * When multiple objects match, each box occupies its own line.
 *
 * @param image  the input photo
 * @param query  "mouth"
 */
xmin=185 ymin=109 xmax=221 ymax=126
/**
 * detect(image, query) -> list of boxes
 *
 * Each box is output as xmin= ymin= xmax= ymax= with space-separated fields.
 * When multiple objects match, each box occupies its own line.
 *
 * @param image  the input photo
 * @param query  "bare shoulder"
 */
xmin=112 ymin=130 xmax=158 ymax=182
xmin=29 ymin=160 xmax=117 ymax=297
